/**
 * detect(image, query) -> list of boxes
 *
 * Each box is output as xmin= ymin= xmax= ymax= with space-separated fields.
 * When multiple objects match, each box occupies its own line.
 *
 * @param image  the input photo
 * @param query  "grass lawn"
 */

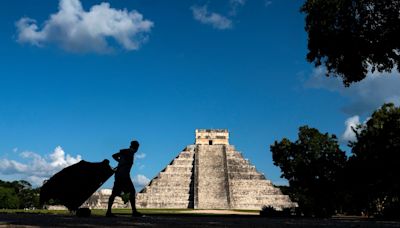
xmin=0 ymin=208 xmax=209 ymax=216
xmin=0 ymin=208 xmax=260 ymax=216
xmin=0 ymin=209 xmax=69 ymax=215
xmin=93 ymin=208 xmax=197 ymax=216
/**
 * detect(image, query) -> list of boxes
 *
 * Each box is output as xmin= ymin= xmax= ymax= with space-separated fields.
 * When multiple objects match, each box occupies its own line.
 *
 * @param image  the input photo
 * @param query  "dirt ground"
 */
xmin=1 ymin=213 xmax=400 ymax=227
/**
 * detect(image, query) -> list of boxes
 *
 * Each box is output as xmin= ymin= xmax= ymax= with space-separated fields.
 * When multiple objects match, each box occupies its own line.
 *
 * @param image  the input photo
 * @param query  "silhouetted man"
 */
xmin=106 ymin=140 xmax=141 ymax=217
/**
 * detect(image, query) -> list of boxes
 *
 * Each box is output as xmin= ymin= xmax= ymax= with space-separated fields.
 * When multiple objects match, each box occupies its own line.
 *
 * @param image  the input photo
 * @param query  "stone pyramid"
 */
xmin=136 ymin=129 xmax=295 ymax=210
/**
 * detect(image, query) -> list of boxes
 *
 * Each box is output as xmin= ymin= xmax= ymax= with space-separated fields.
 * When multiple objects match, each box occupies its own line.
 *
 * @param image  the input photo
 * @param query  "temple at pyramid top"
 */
xmin=195 ymin=129 xmax=229 ymax=145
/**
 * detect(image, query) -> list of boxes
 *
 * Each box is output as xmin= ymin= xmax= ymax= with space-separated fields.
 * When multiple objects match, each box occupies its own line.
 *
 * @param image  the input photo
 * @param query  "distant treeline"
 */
xmin=271 ymin=103 xmax=400 ymax=219
xmin=0 ymin=180 xmax=40 ymax=209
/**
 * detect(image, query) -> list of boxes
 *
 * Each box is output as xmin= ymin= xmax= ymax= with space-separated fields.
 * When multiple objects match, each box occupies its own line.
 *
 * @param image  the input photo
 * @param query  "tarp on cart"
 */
xmin=40 ymin=159 xmax=114 ymax=211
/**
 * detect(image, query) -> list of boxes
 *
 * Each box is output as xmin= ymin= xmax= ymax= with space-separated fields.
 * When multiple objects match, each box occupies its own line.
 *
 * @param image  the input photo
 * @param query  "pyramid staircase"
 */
xmin=136 ymin=146 xmax=195 ymax=208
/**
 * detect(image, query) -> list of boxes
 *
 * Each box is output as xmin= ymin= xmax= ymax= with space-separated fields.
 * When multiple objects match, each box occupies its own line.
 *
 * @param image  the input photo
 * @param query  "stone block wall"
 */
xmin=195 ymin=129 xmax=229 ymax=145
xmin=225 ymin=146 xmax=296 ymax=210
xmin=83 ymin=189 xmax=129 ymax=209
xmin=135 ymin=146 xmax=195 ymax=208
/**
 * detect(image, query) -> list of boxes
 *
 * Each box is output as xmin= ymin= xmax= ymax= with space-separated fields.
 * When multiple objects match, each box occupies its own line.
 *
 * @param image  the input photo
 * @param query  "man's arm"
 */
xmin=112 ymin=152 xmax=121 ymax=162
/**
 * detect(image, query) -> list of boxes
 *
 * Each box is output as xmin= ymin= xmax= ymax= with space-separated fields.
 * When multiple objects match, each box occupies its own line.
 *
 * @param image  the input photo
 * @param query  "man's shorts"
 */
xmin=112 ymin=177 xmax=135 ymax=196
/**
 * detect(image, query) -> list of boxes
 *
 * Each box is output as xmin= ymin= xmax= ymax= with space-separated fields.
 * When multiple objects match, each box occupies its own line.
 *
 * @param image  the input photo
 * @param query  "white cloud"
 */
xmin=0 ymin=146 xmax=81 ymax=186
xmin=191 ymin=5 xmax=232 ymax=30
xmin=191 ymin=0 xmax=247 ymax=29
xmin=27 ymin=176 xmax=48 ymax=188
xmin=231 ymin=0 xmax=246 ymax=5
xmin=305 ymin=67 xmax=400 ymax=115
xmin=341 ymin=115 xmax=370 ymax=144
xmin=341 ymin=115 xmax=372 ymax=145
xmin=135 ymin=152 xmax=146 ymax=159
xmin=133 ymin=174 xmax=150 ymax=190
xmin=16 ymin=0 xmax=153 ymax=53
xmin=229 ymin=0 xmax=246 ymax=16
xmin=341 ymin=115 xmax=360 ymax=143
xmin=0 ymin=160 xmax=28 ymax=174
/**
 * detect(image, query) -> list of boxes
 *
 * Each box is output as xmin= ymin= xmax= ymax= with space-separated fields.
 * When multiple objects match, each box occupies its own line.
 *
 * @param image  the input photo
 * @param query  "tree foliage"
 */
xmin=348 ymin=103 xmax=400 ymax=217
xmin=302 ymin=0 xmax=400 ymax=86
xmin=0 ymin=180 xmax=40 ymax=209
xmin=0 ymin=187 xmax=19 ymax=209
xmin=271 ymin=126 xmax=347 ymax=217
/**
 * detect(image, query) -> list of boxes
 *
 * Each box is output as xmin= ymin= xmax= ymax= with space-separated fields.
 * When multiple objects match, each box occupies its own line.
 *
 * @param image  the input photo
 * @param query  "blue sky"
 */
xmin=1 ymin=0 xmax=400 ymax=189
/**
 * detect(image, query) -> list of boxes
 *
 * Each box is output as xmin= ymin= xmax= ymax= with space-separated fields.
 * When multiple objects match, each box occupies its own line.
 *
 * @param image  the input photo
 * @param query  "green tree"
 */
xmin=18 ymin=187 xmax=40 ymax=209
xmin=0 ymin=180 xmax=40 ymax=209
xmin=348 ymin=103 xmax=400 ymax=217
xmin=302 ymin=0 xmax=400 ymax=86
xmin=0 ymin=186 xmax=19 ymax=209
xmin=271 ymin=126 xmax=347 ymax=217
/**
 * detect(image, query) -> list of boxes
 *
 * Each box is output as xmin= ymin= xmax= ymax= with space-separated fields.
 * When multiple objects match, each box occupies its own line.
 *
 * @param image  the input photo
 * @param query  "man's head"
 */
xmin=130 ymin=140 xmax=139 ymax=152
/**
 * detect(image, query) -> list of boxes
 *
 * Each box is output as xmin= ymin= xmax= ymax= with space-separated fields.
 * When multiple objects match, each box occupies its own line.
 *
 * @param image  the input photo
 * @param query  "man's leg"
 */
xmin=106 ymin=194 xmax=116 ymax=216
xmin=130 ymin=189 xmax=141 ymax=216
xmin=107 ymin=184 xmax=121 ymax=217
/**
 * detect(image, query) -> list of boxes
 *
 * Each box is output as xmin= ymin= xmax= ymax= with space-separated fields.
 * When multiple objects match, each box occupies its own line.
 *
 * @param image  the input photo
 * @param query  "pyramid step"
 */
xmin=140 ymin=197 xmax=191 ymax=203
xmin=229 ymin=181 xmax=274 ymax=187
xmin=148 ymin=181 xmax=192 ymax=187
xmin=228 ymin=171 xmax=265 ymax=178
xmin=136 ymin=195 xmax=190 ymax=201
xmin=230 ymin=179 xmax=272 ymax=185
xmin=138 ymin=193 xmax=191 ymax=198
xmin=228 ymin=172 xmax=265 ymax=179
xmin=138 ymin=200 xmax=191 ymax=205
xmin=227 ymin=161 xmax=250 ymax=167
xmin=232 ymin=195 xmax=292 ymax=203
xmin=177 ymin=152 xmax=194 ymax=159
xmin=172 ymin=160 xmax=194 ymax=165
xmin=231 ymin=188 xmax=282 ymax=195
xmin=147 ymin=183 xmax=191 ymax=189
xmin=142 ymin=187 xmax=191 ymax=193
xmin=228 ymin=159 xmax=247 ymax=164
xmin=226 ymin=154 xmax=243 ymax=159
xmin=138 ymin=197 xmax=191 ymax=202
xmin=159 ymin=173 xmax=192 ymax=178
xmin=174 ymin=158 xmax=193 ymax=162
xmin=227 ymin=166 xmax=257 ymax=172
xmin=165 ymin=166 xmax=193 ymax=173
xmin=227 ymin=164 xmax=256 ymax=168
xmin=150 ymin=176 xmax=191 ymax=181
xmin=230 ymin=185 xmax=275 ymax=191
xmin=137 ymin=202 xmax=192 ymax=208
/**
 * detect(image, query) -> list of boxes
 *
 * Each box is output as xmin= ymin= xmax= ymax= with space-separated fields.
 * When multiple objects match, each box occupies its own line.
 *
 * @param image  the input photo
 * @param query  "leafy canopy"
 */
xmin=348 ymin=103 xmax=400 ymax=216
xmin=271 ymin=126 xmax=347 ymax=217
xmin=302 ymin=0 xmax=400 ymax=86
xmin=0 ymin=180 xmax=40 ymax=209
